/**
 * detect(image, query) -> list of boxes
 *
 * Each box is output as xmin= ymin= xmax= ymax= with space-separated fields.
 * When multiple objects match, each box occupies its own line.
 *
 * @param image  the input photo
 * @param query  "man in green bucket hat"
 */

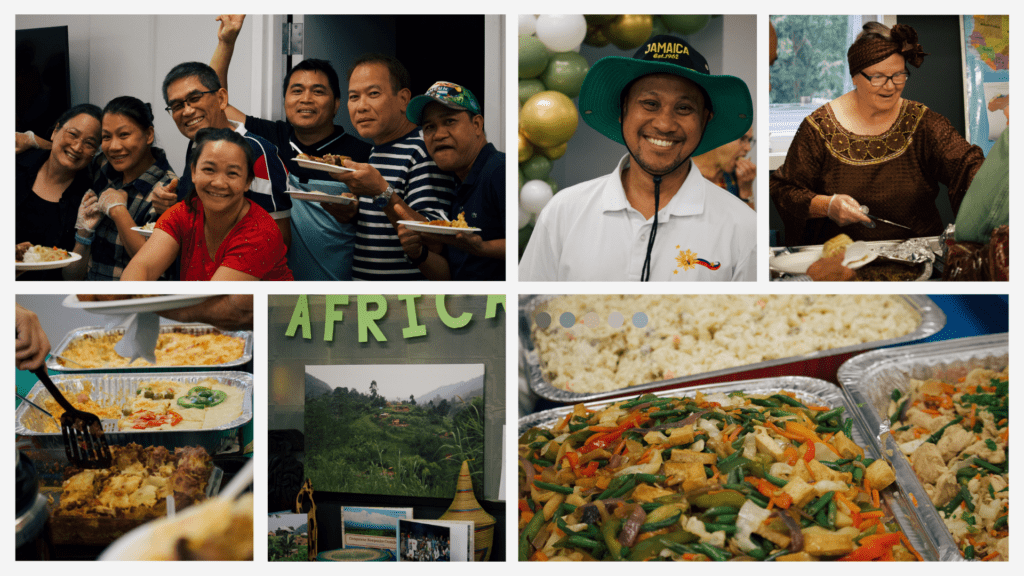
xmin=519 ymin=35 xmax=756 ymax=281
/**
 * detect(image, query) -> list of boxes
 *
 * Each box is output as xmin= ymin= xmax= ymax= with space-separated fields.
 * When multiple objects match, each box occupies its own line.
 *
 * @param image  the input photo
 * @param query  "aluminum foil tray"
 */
xmin=518 ymin=376 xmax=944 ymax=561
xmin=770 ymin=237 xmax=941 ymax=281
xmin=45 ymin=322 xmax=253 ymax=372
xmin=15 ymin=371 xmax=253 ymax=458
xmin=520 ymin=295 xmax=945 ymax=404
xmin=40 ymin=466 xmax=224 ymax=546
xmin=837 ymin=333 xmax=1008 ymax=561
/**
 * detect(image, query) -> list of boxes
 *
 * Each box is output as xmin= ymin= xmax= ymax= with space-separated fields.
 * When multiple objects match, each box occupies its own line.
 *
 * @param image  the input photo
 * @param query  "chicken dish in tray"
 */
xmin=888 ymin=367 xmax=1008 ymax=560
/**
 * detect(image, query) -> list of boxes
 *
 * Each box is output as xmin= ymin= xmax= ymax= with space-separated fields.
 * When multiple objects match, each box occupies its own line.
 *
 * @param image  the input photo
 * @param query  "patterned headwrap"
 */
xmin=847 ymin=23 xmax=928 ymax=76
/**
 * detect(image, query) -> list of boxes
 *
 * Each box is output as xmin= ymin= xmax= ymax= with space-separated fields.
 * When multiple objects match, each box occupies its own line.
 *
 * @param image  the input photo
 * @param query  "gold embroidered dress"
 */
xmin=770 ymin=100 xmax=984 ymax=246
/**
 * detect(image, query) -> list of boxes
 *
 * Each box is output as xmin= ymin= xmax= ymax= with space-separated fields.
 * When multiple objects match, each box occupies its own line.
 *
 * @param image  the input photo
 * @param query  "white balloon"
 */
xmin=518 ymin=205 xmax=531 ymax=229
xmin=520 ymin=179 xmax=554 ymax=214
xmin=535 ymin=14 xmax=587 ymax=53
xmin=519 ymin=14 xmax=538 ymax=36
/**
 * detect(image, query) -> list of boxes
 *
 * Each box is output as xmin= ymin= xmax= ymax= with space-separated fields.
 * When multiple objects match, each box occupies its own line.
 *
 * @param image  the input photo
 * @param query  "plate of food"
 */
xmin=130 ymin=222 xmax=158 ymax=237
xmin=15 ymin=245 xmax=82 ymax=270
xmin=63 ymin=294 xmax=217 ymax=315
xmin=294 ymin=153 xmax=355 ymax=173
xmin=769 ymin=235 xmax=876 ymax=275
xmin=286 ymin=190 xmax=356 ymax=205
xmin=398 ymin=213 xmax=480 ymax=235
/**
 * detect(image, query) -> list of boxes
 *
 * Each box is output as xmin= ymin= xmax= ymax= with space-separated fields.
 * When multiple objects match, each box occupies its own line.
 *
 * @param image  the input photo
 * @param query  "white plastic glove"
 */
xmin=76 ymin=191 xmax=103 ymax=233
xmin=826 ymin=194 xmax=872 ymax=227
xmin=97 ymin=188 xmax=129 ymax=217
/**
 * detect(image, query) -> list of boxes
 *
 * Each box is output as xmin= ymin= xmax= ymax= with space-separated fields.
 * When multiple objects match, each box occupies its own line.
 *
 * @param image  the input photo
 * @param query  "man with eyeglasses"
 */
xmin=153 ymin=61 xmax=292 ymax=247
xmin=208 ymin=15 xmax=372 ymax=280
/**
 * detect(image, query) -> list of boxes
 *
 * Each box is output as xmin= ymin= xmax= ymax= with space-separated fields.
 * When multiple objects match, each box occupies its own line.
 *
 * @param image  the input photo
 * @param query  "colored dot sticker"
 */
xmin=559 ymin=312 xmax=576 ymax=328
xmin=632 ymin=312 xmax=649 ymax=328
xmin=583 ymin=312 xmax=599 ymax=328
xmin=608 ymin=312 xmax=624 ymax=328
xmin=534 ymin=312 xmax=551 ymax=329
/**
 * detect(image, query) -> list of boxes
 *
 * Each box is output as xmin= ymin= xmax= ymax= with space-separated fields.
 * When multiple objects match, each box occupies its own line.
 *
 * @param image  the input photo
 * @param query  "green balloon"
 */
xmin=519 ymin=79 xmax=546 ymax=107
xmin=650 ymin=16 xmax=670 ymax=39
xmin=518 ymin=168 xmax=525 ymax=190
xmin=545 ymin=177 xmax=560 ymax=195
xmin=521 ymin=155 xmax=553 ymax=181
xmin=519 ymin=35 xmax=549 ymax=79
xmin=539 ymin=52 xmax=590 ymax=99
xmin=661 ymin=15 xmax=711 ymax=35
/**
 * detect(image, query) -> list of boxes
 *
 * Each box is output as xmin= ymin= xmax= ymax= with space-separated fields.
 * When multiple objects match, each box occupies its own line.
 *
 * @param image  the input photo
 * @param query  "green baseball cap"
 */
xmin=407 ymin=81 xmax=482 ymax=124
xmin=579 ymin=35 xmax=752 ymax=156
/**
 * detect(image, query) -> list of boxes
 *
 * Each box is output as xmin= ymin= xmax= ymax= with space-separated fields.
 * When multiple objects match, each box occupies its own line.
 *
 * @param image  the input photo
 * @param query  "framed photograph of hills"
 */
xmin=304 ymin=363 xmax=485 ymax=498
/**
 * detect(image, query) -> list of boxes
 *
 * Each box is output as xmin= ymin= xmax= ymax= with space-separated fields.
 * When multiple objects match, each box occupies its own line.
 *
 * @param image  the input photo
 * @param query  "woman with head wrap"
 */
xmin=770 ymin=22 xmax=985 ymax=246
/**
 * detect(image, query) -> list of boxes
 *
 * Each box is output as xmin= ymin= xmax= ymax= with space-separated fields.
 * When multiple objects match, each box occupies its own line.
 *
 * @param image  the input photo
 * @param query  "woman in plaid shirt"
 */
xmin=66 ymin=96 xmax=178 ymax=280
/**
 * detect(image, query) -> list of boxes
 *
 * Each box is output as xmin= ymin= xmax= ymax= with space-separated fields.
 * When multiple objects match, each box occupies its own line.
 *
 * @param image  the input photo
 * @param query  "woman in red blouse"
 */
xmin=121 ymin=128 xmax=293 ymax=281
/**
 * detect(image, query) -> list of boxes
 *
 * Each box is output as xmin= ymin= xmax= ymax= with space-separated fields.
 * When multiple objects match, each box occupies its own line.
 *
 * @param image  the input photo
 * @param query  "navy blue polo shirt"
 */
xmin=447 ymin=143 xmax=505 ymax=280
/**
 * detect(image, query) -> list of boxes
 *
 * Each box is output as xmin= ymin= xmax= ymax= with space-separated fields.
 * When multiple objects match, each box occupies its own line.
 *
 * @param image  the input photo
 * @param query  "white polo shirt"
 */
xmin=519 ymin=155 xmax=757 ymax=281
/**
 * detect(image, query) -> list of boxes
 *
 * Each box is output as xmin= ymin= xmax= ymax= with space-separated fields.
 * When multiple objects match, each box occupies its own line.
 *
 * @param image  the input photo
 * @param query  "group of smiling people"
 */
xmin=16 ymin=87 xmax=292 ymax=281
xmin=16 ymin=15 xmax=505 ymax=282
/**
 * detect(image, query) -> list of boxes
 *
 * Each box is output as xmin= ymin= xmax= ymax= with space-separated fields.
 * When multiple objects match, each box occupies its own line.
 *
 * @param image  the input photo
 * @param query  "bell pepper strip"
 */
xmin=128 ymin=409 xmax=183 ymax=429
xmin=838 ymin=533 xmax=901 ymax=561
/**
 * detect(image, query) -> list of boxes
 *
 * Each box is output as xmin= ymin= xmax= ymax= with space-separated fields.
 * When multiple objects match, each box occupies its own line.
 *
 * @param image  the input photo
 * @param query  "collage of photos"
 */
xmin=11 ymin=11 xmax=1010 ymax=565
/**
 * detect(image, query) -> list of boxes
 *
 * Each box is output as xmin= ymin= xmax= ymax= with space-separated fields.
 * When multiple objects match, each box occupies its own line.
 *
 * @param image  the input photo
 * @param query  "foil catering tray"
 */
xmin=837 ymin=333 xmax=1008 ymax=561
xmin=15 ymin=371 xmax=253 ymax=459
xmin=520 ymin=295 xmax=944 ymax=404
xmin=518 ymin=376 xmax=944 ymax=561
xmin=45 ymin=322 xmax=253 ymax=373
xmin=41 ymin=465 xmax=224 ymax=547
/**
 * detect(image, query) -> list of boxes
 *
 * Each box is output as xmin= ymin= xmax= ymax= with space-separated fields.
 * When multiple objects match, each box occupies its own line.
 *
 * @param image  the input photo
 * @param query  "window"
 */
xmin=769 ymin=15 xmax=865 ymax=161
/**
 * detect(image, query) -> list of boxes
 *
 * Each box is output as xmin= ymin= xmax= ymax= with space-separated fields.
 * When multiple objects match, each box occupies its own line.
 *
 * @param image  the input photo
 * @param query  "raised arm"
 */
xmin=156 ymin=295 xmax=254 ymax=330
xmin=210 ymin=14 xmax=247 ymax=123
xmin=120 ymin=229 xmax=180 ymax=281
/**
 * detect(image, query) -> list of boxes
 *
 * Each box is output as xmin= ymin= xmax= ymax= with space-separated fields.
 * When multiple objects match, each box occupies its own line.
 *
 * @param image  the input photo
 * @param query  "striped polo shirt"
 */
xmin=352 ymin=128 xmax=455 ymax=281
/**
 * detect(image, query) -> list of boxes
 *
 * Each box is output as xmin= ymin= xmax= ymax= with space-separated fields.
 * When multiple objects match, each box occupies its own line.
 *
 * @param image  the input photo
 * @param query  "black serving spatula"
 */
xmin=31 ymin=366 xmax=112 ymax=468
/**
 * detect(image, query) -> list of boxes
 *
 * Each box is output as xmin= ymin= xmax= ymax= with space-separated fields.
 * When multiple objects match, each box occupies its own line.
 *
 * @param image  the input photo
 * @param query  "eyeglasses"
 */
xmin=165 ymin=90 xmax=217 ymax=114
xmin=62 ymin=127 xmax=98 ymax=154
xmin=859 ymin=70 xmax=910 ymax=87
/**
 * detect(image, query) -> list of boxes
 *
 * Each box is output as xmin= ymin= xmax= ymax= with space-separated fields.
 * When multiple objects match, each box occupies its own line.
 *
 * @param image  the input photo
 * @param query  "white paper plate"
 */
xmin=15 ymin=250 xmax=82 ymax=271
xmin=770 ymin=248 xmax=877 ymax=275
xmin=294 ymin=158 xmax=355 ymax=174
xmin=397 ymin=220 xmax=481 ymax=236
xmin=62 ymin=294 xmax=217 ymax=315
xmin=286 ymin=190 xmax=355 ymax=205
xmin=130 ymin=226 xmax=155 ymax=237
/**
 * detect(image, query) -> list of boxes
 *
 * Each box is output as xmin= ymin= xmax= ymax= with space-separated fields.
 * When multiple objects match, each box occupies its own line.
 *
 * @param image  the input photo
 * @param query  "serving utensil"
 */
xmin=289 ymin=141 xmax=304 ymax=156
xmin=841 ymin=241 xmax=872 ymax=267
xmin=16 ymin=392 xmax=52 ymax=418
xmin=30 ymin=367 xmax=111 ymax=468
xmin=861 ymin=205 xmax=913 ymax=231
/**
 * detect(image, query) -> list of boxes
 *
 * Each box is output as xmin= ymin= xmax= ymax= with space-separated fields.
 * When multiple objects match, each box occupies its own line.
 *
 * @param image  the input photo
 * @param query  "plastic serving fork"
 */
xmin=31 ymin=367 xmax=112 ymax=468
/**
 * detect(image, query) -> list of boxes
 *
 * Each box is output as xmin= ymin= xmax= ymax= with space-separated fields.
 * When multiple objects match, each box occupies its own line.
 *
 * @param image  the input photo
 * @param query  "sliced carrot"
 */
xmin=836 ymin=492 xmax=861 ymax=514
xmin=530 ymin=550 xmax=548 ymax=561
xmin=872 ymin=489 xmax=880 ymax=509
xmin=910 ymin=493 xmax=918 ymax=507
xmin=982 ymin=551 xmax=1001 ymax=561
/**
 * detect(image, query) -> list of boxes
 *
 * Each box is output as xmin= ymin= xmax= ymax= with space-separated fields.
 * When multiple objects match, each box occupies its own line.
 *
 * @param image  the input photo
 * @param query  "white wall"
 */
xmin=16 ymin=15 xmax=257 ymax=176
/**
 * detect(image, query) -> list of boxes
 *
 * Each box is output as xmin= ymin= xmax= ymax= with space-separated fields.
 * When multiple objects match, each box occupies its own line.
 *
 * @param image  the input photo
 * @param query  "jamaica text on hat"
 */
xmin=645 ymin=42 xmax=690 ymax=59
